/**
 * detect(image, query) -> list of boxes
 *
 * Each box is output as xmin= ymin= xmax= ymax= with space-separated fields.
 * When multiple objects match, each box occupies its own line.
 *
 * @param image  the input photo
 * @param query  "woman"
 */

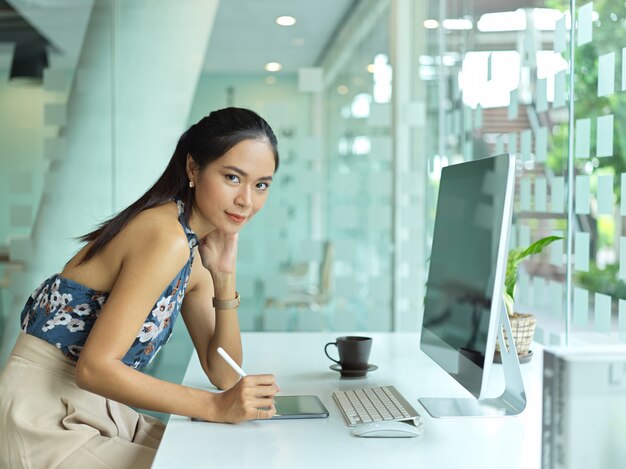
xmin=0 ymin=107 xmax=280 ymax=468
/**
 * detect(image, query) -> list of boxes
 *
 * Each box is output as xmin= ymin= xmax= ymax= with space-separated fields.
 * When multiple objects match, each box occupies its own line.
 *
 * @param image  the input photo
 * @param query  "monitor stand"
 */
xmin=418 ymin=300 xmax=527 ymax=418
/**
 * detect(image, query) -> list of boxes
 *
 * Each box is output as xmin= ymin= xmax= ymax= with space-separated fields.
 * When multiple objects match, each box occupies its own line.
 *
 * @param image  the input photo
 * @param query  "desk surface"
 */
xmin=152 ymin=332 xmax=542 ymax=469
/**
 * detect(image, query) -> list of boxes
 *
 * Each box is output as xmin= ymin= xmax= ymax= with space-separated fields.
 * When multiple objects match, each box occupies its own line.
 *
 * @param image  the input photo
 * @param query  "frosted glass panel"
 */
xmin=623 ymin=48 xmax=626 ymax=91
xmin=508 ymin=132 xmax=517 ymax=154
xmin=598 ymin=52 xmax=615 ymax=97
xmin=554 ymin=15 xmax=566 ymax=53
xmin=577 ymin=2 xmax=593 ymax=46
xmin=520 ymin=130 xmax=531 ymax=162
xmin=575 ymin=232 xmax=589 ymax=272
xmin=536 ymin=78 xmax=548 ymax=113
xmin=550 ymin=177 xmax=565 ymax=214
xmin=508 ymin=89 xmax=518 ymax=119
xmin=550 ymin=281 xmax=563 ymax=319
xmin=594 ymin=293 xmax=611 ymax=334
xmin=620 ymin=237 xmax=626 ymax=281
xmin=10 ymin=205 xmax=32 ymax=227
xmin=596 ymin=114 xmax=614 ymax=158
xmin=495 ymin=134 xmax=504 ymax=154
xmin=44 ymin=103 xmax=67 ymax=126
xmin=554 ymin=70 xmax=566 ymax=109
xmin=535 ymin=178 xmax=546 ymax=212
xmin=575 ymin=118 xmax=590 ymax=158
xmin=574 ymin=287 xmax=589 ymax=328
xmin=520 ymin=178 xmax=531 ymax=211
xmin=549 ymin=232 xmax=564 ymax=267
xmin=596 ymin=175 xmax=613 ymax=215
xmin=533 ymin=276 xmax=547 ymax=310
xmin=44 ymin=138 xmax=67 ymax=161
xmin=519 ymin=225 xmax=531 ymax=251
xmin=575 ymin=176 xmax=590 ymax=214
xmin=475 ymin=105 xmax=483 ymax=129
xmin=536 ymin=127 xmax=547 ymax=162
xmin=622 ymin=174 xmax=626 ymax=216
xmin=620 ymin=300 xmax=626 ymax=342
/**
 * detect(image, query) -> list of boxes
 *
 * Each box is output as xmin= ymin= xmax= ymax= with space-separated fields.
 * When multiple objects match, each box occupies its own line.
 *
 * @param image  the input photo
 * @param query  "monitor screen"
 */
xmin=421 ymin=154 xmax=514 ymax=399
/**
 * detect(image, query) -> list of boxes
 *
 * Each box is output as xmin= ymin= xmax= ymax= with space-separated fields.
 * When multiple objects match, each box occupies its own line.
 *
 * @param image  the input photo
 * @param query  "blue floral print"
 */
xmin=20 ymin=199 xmax=198 ymax=369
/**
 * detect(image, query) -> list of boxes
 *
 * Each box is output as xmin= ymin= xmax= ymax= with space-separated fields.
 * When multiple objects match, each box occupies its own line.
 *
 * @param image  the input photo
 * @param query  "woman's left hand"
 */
xmin=198 ymin=231 xmax=238 ymax=277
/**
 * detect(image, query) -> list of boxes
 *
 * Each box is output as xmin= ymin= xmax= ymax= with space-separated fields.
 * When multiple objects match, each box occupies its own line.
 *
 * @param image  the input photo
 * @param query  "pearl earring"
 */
xmin=189 ymin=180 xmax=195 ymax=188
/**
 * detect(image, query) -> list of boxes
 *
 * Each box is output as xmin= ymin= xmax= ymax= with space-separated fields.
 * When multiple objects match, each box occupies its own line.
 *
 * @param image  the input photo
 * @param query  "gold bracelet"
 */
xmin=212 ymin=291 xmax=240 ymax=310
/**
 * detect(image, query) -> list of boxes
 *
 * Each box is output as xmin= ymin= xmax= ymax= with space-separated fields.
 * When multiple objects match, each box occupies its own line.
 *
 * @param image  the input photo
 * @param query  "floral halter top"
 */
xmin=20 ymin=199 xmax=198 ymax=369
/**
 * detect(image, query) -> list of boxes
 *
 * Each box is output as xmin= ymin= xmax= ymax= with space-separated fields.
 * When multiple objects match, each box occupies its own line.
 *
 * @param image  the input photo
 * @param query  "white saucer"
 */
xmin=329 ymin=363 xmax=378 ymax=378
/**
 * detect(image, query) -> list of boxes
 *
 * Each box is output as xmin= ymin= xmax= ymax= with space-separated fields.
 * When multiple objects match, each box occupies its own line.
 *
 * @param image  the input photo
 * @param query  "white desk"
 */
xmin=152 ymin=333 xmax=543 ymax=469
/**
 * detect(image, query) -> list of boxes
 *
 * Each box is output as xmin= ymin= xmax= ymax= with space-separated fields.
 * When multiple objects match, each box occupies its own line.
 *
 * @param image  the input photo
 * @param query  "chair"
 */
xmin=263 ymin=241 xmax=333 ymax=330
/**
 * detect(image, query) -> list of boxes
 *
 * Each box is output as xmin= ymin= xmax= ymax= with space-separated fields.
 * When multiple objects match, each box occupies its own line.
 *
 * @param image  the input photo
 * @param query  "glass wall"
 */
xmin=569 ymin=0 xmax=625 ymax=345
xmin=418 ymin=0 xmax=626 ymax=347
xmin=323 ymin=5 xmax=393 ymax=331
xmin=423 ymin=0 xmax=573 ymax=346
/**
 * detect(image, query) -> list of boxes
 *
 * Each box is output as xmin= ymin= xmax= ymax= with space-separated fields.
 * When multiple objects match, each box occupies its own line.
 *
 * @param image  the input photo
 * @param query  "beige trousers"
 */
xmin=0 ymin=333 xmax=165 ymax=469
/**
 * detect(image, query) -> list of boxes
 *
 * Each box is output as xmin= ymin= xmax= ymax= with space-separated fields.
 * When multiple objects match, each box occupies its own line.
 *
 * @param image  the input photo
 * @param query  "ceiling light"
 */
xmin=264 ymin=62 xmax=282 ymax=72
xmin=477 ymin=10 xmax=525 ymax=32
xmin=423 ymin=19 xmax=439 ymax=29
xmin=442 ymin=18 xmax=473 ymax=30
xmin=292 ymin=37 xmax=305 ymax=46
xmin=265 ymin=76 xmax=277 ymax=85
xmin=351 ymin=93 xmax=371 ymax=118
xmin=337 ymin=85 xmax=349 ymax=95
xmin=276 ymin=16 xmax=296 ymax=26
xmin=367 ymin=64 xmax=376 ymax=73
xmin=442 ymin=55 xmax=456 ymax=66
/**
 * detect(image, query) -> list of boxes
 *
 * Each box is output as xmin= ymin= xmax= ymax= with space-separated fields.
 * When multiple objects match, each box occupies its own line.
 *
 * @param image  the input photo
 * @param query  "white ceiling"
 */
xmin=204 ymin=0 xmax=356 ymax=73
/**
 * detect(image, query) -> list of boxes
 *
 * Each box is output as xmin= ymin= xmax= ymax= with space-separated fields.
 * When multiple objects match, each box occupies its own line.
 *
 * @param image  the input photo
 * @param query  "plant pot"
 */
xmin=495 ymin=313 xmax=536 ymax=356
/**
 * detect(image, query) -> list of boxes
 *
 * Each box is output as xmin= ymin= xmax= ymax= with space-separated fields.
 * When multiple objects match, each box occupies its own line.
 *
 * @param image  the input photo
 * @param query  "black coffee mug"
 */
xmin=324 ymin=336 xmax=372 ymax=370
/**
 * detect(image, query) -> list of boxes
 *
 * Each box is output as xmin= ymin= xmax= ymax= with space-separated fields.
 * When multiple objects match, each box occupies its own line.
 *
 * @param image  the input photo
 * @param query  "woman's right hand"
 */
xmin=210 ymin=374 xmax=279 ymax=423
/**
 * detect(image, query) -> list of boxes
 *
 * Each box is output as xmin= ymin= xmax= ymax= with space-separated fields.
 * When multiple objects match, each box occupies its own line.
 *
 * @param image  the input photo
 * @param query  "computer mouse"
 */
xmin=351 ymin=421 xmax=423 ymax=438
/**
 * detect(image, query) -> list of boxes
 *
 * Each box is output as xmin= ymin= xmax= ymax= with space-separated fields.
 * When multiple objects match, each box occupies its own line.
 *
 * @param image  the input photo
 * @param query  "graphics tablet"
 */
xmin=271 ymin=395 xmax=329 ymax=420
xmin=191 ymin=395 xmax=329 ymax=421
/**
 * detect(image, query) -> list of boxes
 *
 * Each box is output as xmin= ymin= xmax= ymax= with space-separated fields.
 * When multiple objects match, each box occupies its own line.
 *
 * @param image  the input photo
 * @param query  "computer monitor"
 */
xmin=419 ymin=154 xmax=526 ymax=417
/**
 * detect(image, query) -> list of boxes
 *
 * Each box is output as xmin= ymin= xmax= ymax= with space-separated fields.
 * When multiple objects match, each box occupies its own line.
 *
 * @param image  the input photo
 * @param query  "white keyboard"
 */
xmin=332 ymin=385 xmax=422 ymax=427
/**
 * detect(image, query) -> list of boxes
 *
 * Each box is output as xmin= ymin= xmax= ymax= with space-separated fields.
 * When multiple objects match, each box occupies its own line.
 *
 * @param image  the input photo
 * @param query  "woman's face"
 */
xmin=189 ymin=139 xmax=276 ymax=235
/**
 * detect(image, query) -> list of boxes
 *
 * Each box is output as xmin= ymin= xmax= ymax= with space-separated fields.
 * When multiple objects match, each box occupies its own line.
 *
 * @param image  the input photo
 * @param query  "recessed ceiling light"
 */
xmin=442 ymin=18 xmax=473 ymax=30
xmin=264 ymin=62 xmax=282 ymax=72
xmin=477 ymin=11 xmax=525 ymax=32
xmin=423 ymin=19 xmax=439 ymax=29
xmin=366 ymin=64 xmax=376 ymax=73
xmin=292 ymin=37 xmax=305 ymax=46
xmin=276 ymin=16 xmax=296 ymax=26
xmin=265 ymin=76 xmax=277 ymax=85
xmin=337 ymin=85 xmax=349 ymax=95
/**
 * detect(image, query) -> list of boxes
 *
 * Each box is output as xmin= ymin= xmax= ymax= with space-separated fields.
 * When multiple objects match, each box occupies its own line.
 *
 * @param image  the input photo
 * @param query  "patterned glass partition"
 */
xmin=420 ymin=0 xmax=625 ymax=346
xmin=420 ymin=1 xmax=573 ymax=345
xmin=569 ymin=0 xmax=625 ymax=345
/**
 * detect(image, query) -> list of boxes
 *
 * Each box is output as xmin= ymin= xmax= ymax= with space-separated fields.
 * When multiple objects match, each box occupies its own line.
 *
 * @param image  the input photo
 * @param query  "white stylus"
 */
xmin=216 ymin=347 xmax=247 ymax=378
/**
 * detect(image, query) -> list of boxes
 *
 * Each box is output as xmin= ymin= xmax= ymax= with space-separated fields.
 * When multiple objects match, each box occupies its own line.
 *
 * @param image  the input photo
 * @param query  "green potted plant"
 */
xmin=497 ymin=235 xmax=563 ymax=361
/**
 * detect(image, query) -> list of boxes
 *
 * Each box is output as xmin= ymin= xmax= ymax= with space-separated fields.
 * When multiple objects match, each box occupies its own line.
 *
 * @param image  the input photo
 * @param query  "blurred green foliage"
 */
xmin=545 ymin=0 xmax=626 ymax=189
xmin=576 ymin=262 xmax=626 ymax=299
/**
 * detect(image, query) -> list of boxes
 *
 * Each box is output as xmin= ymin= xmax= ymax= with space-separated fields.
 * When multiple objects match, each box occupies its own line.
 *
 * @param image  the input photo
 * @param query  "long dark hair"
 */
xmin=78 ymin=107 xmax=279 ymax=263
